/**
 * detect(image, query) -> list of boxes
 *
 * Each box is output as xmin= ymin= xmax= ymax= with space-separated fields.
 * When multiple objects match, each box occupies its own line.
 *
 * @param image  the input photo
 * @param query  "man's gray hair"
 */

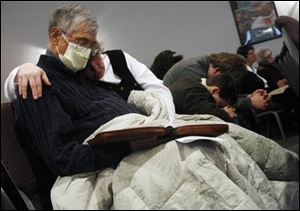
xmin=256 ymin=48 xmax=271 ymax=65
xmin=48 ymin=4 xmax=98 ymax=35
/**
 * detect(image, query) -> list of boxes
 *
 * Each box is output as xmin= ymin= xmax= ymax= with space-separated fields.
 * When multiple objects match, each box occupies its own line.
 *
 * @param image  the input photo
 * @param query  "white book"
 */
xmin=269 ymin=85 xmax=289 ymax=96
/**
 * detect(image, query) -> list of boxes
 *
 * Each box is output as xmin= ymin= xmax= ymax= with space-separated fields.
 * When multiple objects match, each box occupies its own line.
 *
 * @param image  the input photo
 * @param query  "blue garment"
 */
xmin=14 ymin=55 xmax=137 ymax=176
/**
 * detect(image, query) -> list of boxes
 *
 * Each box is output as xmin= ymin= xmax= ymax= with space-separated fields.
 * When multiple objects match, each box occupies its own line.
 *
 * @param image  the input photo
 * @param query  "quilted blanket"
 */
xmin=51 ymin=90 xmax=299 ymax=210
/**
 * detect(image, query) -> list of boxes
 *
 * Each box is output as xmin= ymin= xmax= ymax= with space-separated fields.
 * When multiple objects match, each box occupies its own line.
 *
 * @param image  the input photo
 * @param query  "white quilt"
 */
xmin=51 ymin=90 xmax=299 ymax=210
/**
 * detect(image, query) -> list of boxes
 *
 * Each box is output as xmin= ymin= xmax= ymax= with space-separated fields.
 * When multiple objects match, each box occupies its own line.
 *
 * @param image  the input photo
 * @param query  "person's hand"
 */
xmin=223 ymin=106 xmax=237 ymax=119
xmin=276 ymin=79 xmax=288 ymax=87
xmin=85 ymin=54 xmax=106 ymax=80
xmin=149 ymin=50 xmax=183 ymax=79
xmin=17 ymin=63 xmax=51 ymax=99
xmin=155 ymin=50 xmax=183 ymax=67
xmin=249 ymin=89 xmax=271 ymax=110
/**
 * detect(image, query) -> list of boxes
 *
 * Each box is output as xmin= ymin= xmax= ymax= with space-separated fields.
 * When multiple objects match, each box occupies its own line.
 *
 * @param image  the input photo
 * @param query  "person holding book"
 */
xmin=237 ymin=45 xmax=297 ymax=106
xmin=168 ymin=74 xmax=238 ymax=122
xmin=237 ymin=45 xmax=299 ymax=125
xmin=256 ymin=48 xmax=288 ymax=91
xmin=256 ymin=47 xmax=299 ymax=124
xmin=8 ymin=4 xmax=177 ymax=177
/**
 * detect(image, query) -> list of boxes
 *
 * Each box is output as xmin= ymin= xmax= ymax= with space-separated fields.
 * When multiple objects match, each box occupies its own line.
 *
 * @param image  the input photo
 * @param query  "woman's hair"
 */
xmin=256 ymin=48 xmax=271 ymax=65
xmin=48 ymin=4 xmax=98 ymax=36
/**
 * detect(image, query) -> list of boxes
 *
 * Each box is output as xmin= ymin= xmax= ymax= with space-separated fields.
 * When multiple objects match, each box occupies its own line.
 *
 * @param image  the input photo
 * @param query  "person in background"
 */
xmin=256 ymin=48 xmax=288 ymax=91
xmin=163 ymin=52 xmax=247 ymax=88
xmin=236 ymin=45 xmax=269 ymax=93
xmin=169 ymin=74 xmax=238 ymax=122
xmin=237 ymin=45 xmax=296 ymax=109
xmin=149 ymin=50 xmax=183 ymax=80
xmin=163 ymin=52 xmax=269 ymax=132
xmin=236 ymin=45 xmax=276 ymax=132
xmin=256 ymin=47 xmax=299 ymax=124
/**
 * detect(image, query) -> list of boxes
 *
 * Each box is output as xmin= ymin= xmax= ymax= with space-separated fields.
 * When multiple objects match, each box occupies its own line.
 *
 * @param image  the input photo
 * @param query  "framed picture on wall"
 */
xmin=230 ymin=1 xmax=282 ymax=45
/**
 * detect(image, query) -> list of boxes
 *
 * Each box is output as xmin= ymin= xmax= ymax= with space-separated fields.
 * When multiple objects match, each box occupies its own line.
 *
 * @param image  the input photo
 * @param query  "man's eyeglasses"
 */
xmin=61 ymin=31 xmax=102 ymax=57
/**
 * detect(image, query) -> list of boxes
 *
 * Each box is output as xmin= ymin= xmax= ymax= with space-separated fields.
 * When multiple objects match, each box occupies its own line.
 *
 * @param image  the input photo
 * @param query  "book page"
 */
xmin=269 ymin=85 xmax=289 ymax=96
xmin=107 ymin=118 xmax=211 ymax=129
xmin=169 ymin=119 xmax=219 ymax=128
xmin=175 ymin=136 xmax=225 ymax=144
xmin=85 ymin=116 xmax=228 ymax=146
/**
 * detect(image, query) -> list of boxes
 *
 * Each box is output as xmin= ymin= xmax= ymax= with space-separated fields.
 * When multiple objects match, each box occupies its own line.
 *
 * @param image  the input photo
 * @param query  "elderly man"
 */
xmin=10 ymin=4 xmax=175 ymax=177
xmin=256 ymin=48 xmax=299 ymax=124
xmin=4 ymin=12 xmax=175 ymax=122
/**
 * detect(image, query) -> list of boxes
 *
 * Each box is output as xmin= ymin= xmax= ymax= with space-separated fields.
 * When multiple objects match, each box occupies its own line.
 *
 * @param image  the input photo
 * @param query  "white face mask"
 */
xmin=56 ymin=33 xmax=91 ymax=72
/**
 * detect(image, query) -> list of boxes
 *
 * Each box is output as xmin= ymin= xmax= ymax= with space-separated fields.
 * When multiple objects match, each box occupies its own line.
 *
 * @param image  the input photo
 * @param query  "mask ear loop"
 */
xmin=55 ymin=31 xmax=70 ymax=56
xmin=55 ymin=46 xmax=61 ymax=55
xmin=61 ymin=32 xmax=80 ymax=51
xmin=60 ymin=32 xmax=69 ymax=43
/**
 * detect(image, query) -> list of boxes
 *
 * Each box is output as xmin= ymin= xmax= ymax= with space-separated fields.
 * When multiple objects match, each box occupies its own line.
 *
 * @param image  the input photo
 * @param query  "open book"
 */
xmin=269 ymin=85 xmax=289 ymax=96
xmin=87 ymin=119 xmax=228 ymax=146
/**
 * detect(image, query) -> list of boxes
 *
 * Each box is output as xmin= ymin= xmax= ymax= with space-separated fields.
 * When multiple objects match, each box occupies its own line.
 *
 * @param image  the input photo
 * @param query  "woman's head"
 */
xmin=256 ymin=48 xmax=274 ymax=65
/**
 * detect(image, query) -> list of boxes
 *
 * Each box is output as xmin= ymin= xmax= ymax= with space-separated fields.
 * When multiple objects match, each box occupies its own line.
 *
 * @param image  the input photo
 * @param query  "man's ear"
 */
xmin=213 ymin=67 xmax=221 ymax=75
xmin=50 ymin=27 xmax=62 ymax=45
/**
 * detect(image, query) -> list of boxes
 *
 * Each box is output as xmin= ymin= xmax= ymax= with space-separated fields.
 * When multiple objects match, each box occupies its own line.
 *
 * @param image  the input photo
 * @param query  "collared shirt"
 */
xmin=246 ymin=65 xmax=269 ymax=89
xmin=4 ymin=50 xmax=175 ymax=121
xmin=200 ymin=78 xmax=207 ymax=88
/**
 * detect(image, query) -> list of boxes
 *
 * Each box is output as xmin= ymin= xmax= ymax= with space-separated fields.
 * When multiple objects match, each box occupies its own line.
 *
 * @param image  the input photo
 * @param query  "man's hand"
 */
xmin=223 ymin=106 xmax=237 ymax=119
xmin=249 ymin=89 xmax=271 ymax=110
xmin=17 ymin=63 xmax=51 ymax=99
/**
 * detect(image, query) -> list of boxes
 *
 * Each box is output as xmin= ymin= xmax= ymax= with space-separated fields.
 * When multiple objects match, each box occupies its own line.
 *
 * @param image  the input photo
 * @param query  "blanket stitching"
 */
xmin=262 ymin=139 xmax=272 ymax=172
xmin=185 ymin=160 xmax=242 ymax=209
xmin=153 ymin=179 xmax=188 ymax=209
